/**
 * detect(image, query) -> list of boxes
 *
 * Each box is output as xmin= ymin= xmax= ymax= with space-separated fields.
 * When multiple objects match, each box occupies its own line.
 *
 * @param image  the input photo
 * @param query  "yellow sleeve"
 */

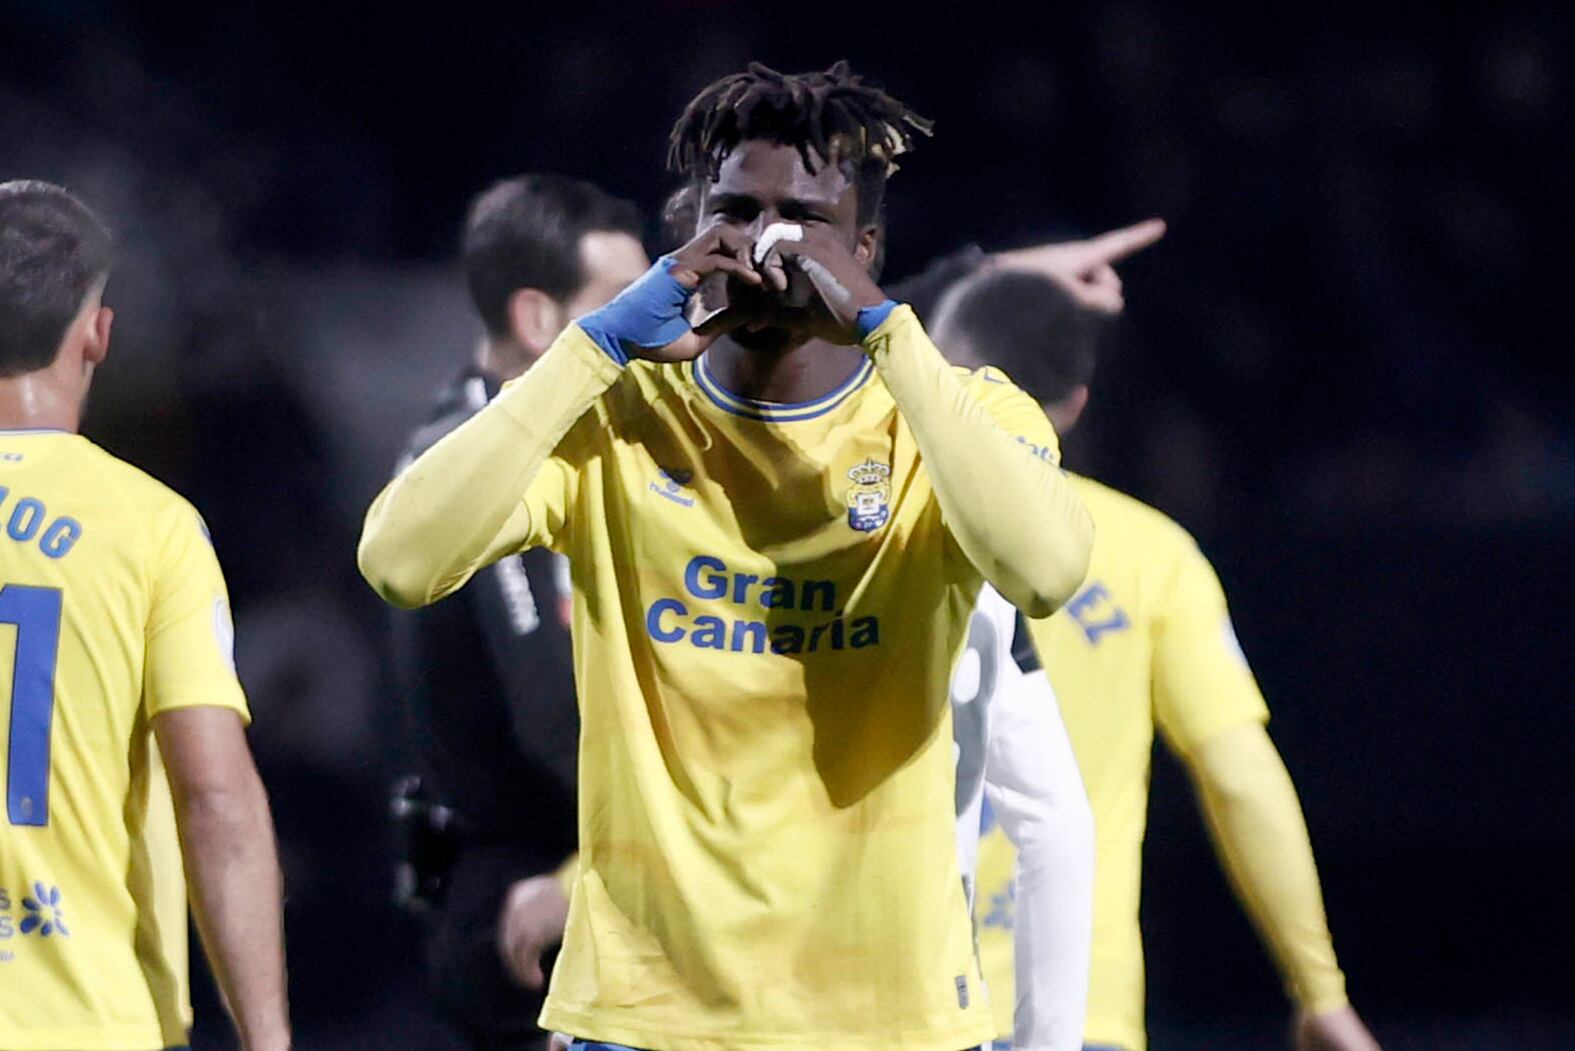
xmin=1186 ymin=723 xmax=1351 ymax=1013
xmin=1151 ymin=536 xmax=1268 ymax=753
xmin=864 ymin=305 xmax=1093 ymax=616
xmin=358 ymin=326 xmax=621 ymax=608
xmin=143 ymin=504 xmax=249 ymax=721
xmin=1151 ymin=536 xmax=1347 ymax=1009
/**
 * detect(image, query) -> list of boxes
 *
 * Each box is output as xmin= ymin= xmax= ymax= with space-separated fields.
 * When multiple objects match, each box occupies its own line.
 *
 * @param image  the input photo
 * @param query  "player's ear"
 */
xmin=854 ymin=224 xmax=880 ymax=268
xmin=507 ymin=288 xmax=565 ymax=356
xmin=82 ymin=305 xmax=113 ymax=366
xmin=1048 ymin=385 xmax=1090 ymax=435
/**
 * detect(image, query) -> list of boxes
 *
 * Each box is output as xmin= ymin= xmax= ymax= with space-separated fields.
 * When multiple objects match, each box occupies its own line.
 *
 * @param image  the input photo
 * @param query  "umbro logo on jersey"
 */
xmin=650 ymin=467 xmax=695 ymax=508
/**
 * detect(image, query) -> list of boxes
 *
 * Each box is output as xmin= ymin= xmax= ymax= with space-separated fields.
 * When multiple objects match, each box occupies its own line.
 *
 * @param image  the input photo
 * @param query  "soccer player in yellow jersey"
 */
xmin=0 ymin=181 xmax=290 ymax=1051
xmin=359 ymin=63 xmax=1094 ymax=1051
xmin=931 ymin=267 xmax=1381 ymax=1051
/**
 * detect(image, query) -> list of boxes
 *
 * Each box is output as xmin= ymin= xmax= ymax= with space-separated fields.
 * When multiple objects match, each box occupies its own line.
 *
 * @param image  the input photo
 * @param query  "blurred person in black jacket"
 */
xmin=388 ymin=173 xmax=648 ymax=1051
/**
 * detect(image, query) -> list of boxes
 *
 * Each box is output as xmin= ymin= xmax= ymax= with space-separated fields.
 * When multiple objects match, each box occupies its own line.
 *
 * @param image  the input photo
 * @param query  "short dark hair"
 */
xmin=461 ymin=174 xmax=643 ymax=338
xmin=667 ymin=61 xmax=932 ymax=226
xmin=933 ymin=269 xmax=1102 ymax=404
xmin=0 ymin=181 xmax=112 ymax=377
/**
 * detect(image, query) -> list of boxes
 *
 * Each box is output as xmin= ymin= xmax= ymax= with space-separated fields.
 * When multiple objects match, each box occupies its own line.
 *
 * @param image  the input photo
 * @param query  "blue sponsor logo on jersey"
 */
xmin=19 ymin=882 xmax=68 ymax=937
xmin=1066 ymin=580 xmax=1130 ymax=644
xmin=0 ymin=487 xmax=82 ymax=560
xmin=644 ymin=554 xmax=881 ymax=655
xmin=0 ymin=882 xmax=70 ymax=951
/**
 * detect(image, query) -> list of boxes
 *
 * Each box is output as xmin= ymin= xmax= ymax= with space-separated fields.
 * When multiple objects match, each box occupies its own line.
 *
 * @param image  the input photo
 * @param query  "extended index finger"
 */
xmin=1079 ymin=218 xmax=1167 ymax=266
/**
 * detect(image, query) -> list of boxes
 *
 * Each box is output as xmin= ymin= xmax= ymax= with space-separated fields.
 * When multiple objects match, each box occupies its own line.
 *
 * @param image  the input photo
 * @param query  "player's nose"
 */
xmin=745 ymin=212 xmax=777 ymax=241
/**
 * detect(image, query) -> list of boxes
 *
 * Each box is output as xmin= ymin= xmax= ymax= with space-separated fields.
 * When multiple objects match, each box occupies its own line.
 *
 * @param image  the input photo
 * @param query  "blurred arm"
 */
xmin=864 ymin=305 xmax=1093 ymax=615
xmin=358 ymin=327 xmax=619 ymax=608
xmin=154 ymin=707 xmax=290 ymax=1051
xmin=1150 ymin=533 xmax=1372 ymax=1042
xmin=883 ymin=219 xmax=1167 ymax=323
xmin=984 ymin=657 xmax=1094 ymax=1051
xmin=1184 ymin=723 xmax=1349 ymax=1013
xmin=497 ymin=870 xmax=571 ymax=991
xmin=992 ymin=219 xmax=1167 ymax=315
xmin=497 ymin=852 xmax=579 ymax=990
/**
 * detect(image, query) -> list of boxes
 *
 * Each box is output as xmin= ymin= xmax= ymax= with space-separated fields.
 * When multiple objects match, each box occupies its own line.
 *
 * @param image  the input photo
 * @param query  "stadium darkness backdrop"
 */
xmin=3 ymin=1 xmax=1570 ymax=1046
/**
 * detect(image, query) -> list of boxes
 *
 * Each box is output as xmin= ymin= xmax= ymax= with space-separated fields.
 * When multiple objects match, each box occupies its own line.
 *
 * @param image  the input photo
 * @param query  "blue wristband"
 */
xmin=576 ymin=256 xmax=695 ymax=365
xmin=855 ymin=299 xmax=900 ymax=341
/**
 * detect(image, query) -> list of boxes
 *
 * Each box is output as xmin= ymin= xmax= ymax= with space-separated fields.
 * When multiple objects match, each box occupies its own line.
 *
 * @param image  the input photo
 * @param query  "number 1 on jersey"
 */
xmin=0 ymin=584 xmax=63 ymax=827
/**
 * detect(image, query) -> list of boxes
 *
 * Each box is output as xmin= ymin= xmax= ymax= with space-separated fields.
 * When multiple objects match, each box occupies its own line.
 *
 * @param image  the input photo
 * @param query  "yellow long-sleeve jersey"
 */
xmin=360 ymin=307 xmax=1093 ymax=1051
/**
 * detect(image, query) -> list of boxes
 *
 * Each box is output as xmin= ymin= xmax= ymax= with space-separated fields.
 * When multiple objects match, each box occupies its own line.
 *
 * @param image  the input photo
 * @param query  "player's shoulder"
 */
xmin=594 ymin=356 xmax=673 ymax=411
xmin=959 ymin=362 xmax=1030 ymax=402
xmin=1071 ymin=474 xmax=1198 ymax=557
xmin=70 ymin=438 xmax=208 ymax=536
xmin=619 ymin=357 xmax=675 ymax=391
xmin=67 ymin=437 xmax=182 ymax=504
xmin=401 ymin=371 xmax=491 ymax=465
xmin=957 ymin=364 xmax=1059 ymax=461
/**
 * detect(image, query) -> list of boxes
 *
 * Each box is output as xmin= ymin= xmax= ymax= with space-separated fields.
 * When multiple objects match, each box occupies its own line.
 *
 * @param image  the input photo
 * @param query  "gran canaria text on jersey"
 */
xmin=644 ymin=554 xmax=881 ymax=655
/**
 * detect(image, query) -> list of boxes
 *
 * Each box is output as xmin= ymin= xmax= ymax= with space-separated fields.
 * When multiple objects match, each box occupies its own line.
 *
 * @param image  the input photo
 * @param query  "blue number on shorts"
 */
xmin=1 ymin=584 xmax=63 ymax=827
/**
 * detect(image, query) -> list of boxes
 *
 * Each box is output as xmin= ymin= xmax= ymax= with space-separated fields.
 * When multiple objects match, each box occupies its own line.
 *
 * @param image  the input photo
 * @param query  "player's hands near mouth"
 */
xmin=1293 ymin=1005 xmax=1382 ymax=1051
xmin=666 ymin=222 xmax=761 ymax=292
xmin=577 ymin=222 xmax=763 ymax=363
xmin=753 ymin=222 xmax=888 ymax=344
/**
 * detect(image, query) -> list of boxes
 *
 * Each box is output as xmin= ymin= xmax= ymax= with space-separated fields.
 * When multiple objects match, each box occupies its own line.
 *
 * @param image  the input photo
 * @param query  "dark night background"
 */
xmin=4 ymin=0 xmax=1572 ymax=1047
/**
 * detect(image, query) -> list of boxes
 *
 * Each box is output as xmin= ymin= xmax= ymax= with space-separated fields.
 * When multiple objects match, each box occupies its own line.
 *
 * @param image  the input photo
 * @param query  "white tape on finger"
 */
xmin=753 ymin=222 xmax=804 ymax=264
xmin=797 ymin=255 xmax=855 ymax=314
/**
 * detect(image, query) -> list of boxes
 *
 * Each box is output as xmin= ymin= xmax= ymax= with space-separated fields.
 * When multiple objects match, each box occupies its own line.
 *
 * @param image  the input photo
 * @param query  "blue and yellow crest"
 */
xmin=845 ymin=458 xmax=892 ymax=532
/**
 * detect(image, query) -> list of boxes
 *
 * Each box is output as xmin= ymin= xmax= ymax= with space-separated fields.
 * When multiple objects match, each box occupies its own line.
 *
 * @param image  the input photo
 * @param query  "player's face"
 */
xmin=563 ymin=230 xmax=651 ymax=321
xmin=700 ymin=140 xmax=869 ymax=351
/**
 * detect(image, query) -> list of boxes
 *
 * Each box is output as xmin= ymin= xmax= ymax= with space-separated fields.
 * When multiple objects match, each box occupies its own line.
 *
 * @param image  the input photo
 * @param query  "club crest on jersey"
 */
xmin=845 ymin=458 xmax=891 ymax=532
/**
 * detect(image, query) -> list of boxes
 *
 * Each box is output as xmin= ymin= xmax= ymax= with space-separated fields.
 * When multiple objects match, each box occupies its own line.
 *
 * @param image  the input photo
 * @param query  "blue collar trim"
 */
xmin=691 ymin=355 xmax=873 ymax=422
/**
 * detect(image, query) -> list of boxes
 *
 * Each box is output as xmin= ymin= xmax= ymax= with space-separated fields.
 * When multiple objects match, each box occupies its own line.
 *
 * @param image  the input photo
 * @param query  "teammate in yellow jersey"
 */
xmin=359 ymin=63 xmax=1093 ymax=1051
xmin=931 ymin=266 xmax=1381 ymax=1051
xmin=0 ymin=181 xmax=290 ymax=1051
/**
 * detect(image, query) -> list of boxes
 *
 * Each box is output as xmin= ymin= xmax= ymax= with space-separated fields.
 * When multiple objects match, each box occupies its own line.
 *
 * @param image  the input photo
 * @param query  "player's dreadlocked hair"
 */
xmin=667 ymin=61 xmax=933 ymax=225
